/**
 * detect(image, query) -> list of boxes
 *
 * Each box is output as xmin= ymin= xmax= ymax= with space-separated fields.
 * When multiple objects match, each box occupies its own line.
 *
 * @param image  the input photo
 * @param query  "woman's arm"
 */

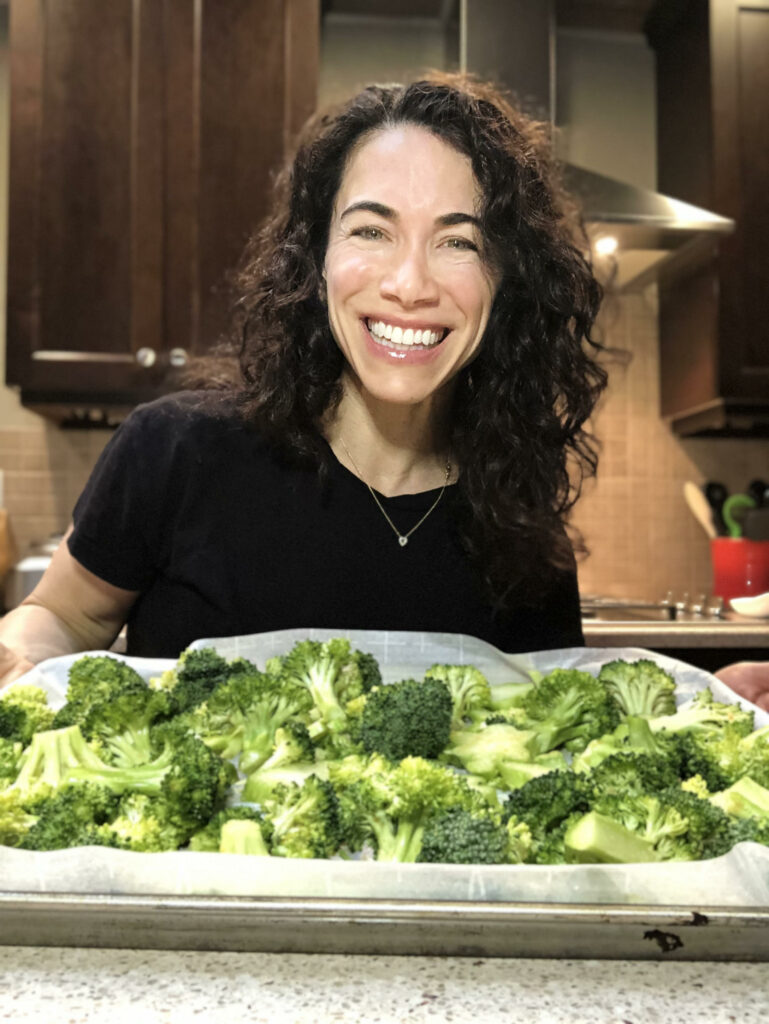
xmin=0 ymin=529 xmax=139 ymax=688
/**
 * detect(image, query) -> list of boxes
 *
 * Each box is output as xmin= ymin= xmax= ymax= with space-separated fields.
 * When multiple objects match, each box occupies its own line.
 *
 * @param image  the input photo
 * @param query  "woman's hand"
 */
xmin=0 ymin=640 xmax=35 ymax=690
xmin=714 ymin=662 xmax=769 ymax=712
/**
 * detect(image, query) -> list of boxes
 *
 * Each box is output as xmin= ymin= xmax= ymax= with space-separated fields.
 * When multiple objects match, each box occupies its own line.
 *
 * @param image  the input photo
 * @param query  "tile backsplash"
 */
xmin=573 ymin=288 xmax=769 ymax=603
xmin=0 ymin=287 xmax=767 ymax=606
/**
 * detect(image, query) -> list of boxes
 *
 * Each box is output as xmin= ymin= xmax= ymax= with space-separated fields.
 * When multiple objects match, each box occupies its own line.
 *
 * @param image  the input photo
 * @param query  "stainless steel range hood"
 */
xmin=561 ymin=163 xmax=734 ymax=290
xmin=460 ymin=0 xmax=735 ymax=290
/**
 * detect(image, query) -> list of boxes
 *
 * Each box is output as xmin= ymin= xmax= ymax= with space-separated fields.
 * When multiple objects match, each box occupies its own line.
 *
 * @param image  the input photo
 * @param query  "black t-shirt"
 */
xmin=68 ymin=392 xmax=584 ymax=657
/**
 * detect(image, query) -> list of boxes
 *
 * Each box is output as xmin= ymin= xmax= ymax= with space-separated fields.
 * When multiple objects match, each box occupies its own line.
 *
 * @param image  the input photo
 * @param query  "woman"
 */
xmin=0 ymin=73 xmax=607 ymax=683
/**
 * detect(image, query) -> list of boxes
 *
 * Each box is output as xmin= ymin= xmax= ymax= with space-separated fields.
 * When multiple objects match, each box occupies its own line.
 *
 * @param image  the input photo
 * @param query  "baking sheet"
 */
xmin=2 ymin=629 xmax=769 ymax=908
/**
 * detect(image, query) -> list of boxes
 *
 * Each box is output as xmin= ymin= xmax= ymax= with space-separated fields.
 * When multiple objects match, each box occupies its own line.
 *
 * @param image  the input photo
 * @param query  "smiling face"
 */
xmin=323 ymin=124 xmax=499 ymax=410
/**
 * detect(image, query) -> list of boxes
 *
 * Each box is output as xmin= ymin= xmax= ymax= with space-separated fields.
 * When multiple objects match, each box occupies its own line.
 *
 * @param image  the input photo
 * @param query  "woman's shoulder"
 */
xmin=123 ymin=390 xmax=255 ymax=442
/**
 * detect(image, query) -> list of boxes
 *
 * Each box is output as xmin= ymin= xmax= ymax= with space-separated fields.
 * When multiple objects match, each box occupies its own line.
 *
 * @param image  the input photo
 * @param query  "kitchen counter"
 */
xmin=583 ymin=613 xmax=769 ymax=650
xmin=3 ymin=945 xmax=769 ymax=1023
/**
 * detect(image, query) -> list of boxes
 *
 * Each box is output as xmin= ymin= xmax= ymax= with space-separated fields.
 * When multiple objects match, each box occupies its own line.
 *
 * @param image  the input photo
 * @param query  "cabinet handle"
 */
xmin=135 ymin=347 xmax=156 ymax=368
xmin=169 ymin=347 xmax=188 ymax=367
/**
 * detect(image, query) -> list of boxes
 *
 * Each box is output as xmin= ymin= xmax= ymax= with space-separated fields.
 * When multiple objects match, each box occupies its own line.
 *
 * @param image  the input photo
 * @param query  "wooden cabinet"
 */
xmin=5 ymin=0 xmax=319 ymax=420
xmin=646 ymin=0 xmax=769 ymax=436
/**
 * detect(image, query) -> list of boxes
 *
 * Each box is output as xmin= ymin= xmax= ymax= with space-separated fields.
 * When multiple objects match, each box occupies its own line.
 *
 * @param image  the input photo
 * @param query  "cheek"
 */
xmin=325 ymin=252 xmax=379 ymax=299
xmin=441 ymin=265 xmax=496 ymax=322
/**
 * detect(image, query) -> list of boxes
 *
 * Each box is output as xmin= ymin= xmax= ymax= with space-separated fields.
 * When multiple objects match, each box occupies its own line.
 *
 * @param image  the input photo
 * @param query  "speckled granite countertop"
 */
xmin=2 ymin=946 xmax=768 ymax=1023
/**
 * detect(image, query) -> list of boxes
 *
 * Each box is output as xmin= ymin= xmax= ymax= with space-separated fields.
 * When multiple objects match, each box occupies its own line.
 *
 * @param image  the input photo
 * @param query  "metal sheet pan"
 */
xmin=2 ymin=892 xmax=769 ymax=961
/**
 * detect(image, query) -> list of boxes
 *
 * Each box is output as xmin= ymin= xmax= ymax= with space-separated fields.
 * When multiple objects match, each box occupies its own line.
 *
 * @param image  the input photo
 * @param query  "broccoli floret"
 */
xmin=586 ymin=750 xmax=682 ymax=800
xmin=262 ymin=775 xmax=343 ymax=859
xmin=188 ymin=805 xmax=271 ymax=853
xmin=0 ymin=685 xmax=55 ymax=744
xmin=350 ymin=649 xmax=382 ymax=694
xmin=572 ymin=716 xmax=683 ymax=775
xmin=19 ymin=782 xmax=120 ymax=851
xmin=649 ymin=688 xmax=754 ymax=738
xmin=360 ymin=677 xmax=452 ymax=762
xmin=53 ymin=656 xmax=149 ymax=729
xmin=237 ymin=673 xmax=315 ymax=774
xmin=675 ymin=724 xmax=748 ymax=792
xmin=444 ymin=723 xmax=537 ymax=781
xmin=487 ymin=682 xmax=535 ymax=711
xmin=81 ymin=686 xmax=174 ymax=767
xmin=241 ymin=760 xmax=330 ymax=804
xmin=418 ymin=807 xmax=532 ymax=865
xmin=735 ymin=725 xmax=769 ymax=789
xmin=14 ymin=724 xmax=231 ymax=839
xmin=0 ymin=788 xmax=39 ymax=847
xmin=336 ymin=755 xmax=487 ymax=862
xmin=514 ymin=668 xmax=621 ymax=755
xmin=0 ymin=737 xmax=23 ymax=789
xmin=503 ymin=770 xmax=593 ymax=849
xmin=278 ymin=638 xmax=368 ymax=735
xmin=161 ymin=647 xmax=233 ymax=715
xmin=89 ymin=792 xmax=187 ymax=852
xmin=597 ymin=659 xmax=677 ymax=718
xmin=423 ymin=664 xmax=493 ymax=728
xmin=581 ymin=785 xmax=737 ymax=862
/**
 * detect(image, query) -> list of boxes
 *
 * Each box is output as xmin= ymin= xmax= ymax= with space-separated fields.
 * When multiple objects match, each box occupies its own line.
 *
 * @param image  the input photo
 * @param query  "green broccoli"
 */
xmin=359 ymin=677 xmax=452 ymax=762
xmin=572 ymin=716 xmax=683 ymax=775
xmin=423 ymin=664 xmax=493 ymax=728
xmin=675 ymin=723 xmax=748 ymax=792
xmin=14 ymin=725 xmax=231 ymax=836
xmin=188 ymin=805 xmax=271 ymax=853
xmin=597 ymin=659 xmax=677 ymax=717
xmin=0 ymin=685 xmax=55 ymax=745
xmin=710 ymin=776 xmax=769 ymax=821
xmin=278 ymin=638 xmax=370 ymax=735
xmin=219 ymin=818 xmax=272 ymax=855
xmin=53 ymin=656 xmax=149 ymax=729
xmin=444 ymin=722 xmax=537 ymax=781
xmin=334 ymin=755 xmax=484 ymax=862
xmin=156 ymin=647 xmax=233 ymax=714
xmin=87 ymin=792 xmax=187 ymax=852
xmin=586 ymin=750 xmax=682 ymax=800
xmin=570 ymin=786 xmax=737 ymax=863
xmin=20 ymin=782 xmax=120 ymax=851
xmin=0 ymin=788 xmax=39 ymax=847
xmin=649 ymin=688 xmax=754 ymax=738
xmin=514 ymin=668 xmax=621 ymax=755
xmin=418 ymin=806 xmax=532 ymax=865
xmin=237 ymin=672 xmax=315 ymax=774
xmin=261 ymin=775 xmax=343 ymax=859
xmin=0 ymin=737 xmax=23 ymax=789
xmin=81 ymin=685 xmax=174 ymax=767
xmin=503 ymin=770 xmax=593 ymax=851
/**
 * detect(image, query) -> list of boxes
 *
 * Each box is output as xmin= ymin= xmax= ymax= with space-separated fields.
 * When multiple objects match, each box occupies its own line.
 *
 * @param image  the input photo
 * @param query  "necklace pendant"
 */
xmin=398 ymin=535 xmax=409 ymax=548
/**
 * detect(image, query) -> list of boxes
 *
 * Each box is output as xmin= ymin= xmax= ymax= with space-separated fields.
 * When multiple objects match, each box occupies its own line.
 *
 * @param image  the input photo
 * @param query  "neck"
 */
xmin=323 ymin=374 xmax=453 ymax=496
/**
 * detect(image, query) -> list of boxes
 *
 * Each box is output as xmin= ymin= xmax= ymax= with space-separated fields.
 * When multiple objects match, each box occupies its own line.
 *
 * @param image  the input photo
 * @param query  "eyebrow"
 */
xmin=340 ymin=201 xmax=480 ymax=229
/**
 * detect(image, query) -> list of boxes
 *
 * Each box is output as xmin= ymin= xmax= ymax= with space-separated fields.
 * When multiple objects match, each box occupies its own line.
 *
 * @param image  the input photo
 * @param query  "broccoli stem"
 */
xmin=565 ymin=811 xmax=659 ymax=864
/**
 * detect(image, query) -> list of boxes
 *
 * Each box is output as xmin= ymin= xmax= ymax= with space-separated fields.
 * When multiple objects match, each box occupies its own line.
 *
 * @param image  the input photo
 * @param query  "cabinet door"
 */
xmin=6 ymin=0 xmax=166 ymax=405
xmin=5 ymin=0 xmax=319 ymax=414
xmin=710 ymin=0 xmax=769 ymax=398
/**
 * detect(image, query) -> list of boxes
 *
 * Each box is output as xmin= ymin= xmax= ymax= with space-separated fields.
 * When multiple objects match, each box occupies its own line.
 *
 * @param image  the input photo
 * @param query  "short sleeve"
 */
xmin=68 ymin=402 xmax=172 ymax=591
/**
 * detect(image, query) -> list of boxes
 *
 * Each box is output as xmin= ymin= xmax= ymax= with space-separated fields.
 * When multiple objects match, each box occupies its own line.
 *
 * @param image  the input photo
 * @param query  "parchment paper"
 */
xmin=2 ymin=629 xmax=768 ymax=906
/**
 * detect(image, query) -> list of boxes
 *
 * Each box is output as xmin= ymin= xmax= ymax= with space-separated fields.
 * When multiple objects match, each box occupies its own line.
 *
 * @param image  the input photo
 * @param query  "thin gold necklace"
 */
xmin=339 ymin=438 xmax=451 ymax=548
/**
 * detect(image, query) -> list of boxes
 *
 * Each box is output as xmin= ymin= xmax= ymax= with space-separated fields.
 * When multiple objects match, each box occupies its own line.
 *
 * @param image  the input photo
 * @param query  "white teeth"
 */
xmin=366 ymin=319 xmax=445 ymax=348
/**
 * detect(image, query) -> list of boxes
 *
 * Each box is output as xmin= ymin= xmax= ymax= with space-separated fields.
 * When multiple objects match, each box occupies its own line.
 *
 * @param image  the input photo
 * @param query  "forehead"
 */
xmin=334 ymin=124 xmax=480 ymax=215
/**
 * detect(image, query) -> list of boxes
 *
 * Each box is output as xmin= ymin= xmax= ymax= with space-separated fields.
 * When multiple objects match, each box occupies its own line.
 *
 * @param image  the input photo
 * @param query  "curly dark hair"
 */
xmin=228 ymin=72 xmax=607 ymax=607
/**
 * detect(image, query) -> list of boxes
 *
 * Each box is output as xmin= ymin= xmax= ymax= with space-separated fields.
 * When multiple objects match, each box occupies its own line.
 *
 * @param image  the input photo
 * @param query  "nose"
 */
xmin=379 ymin=244 xmax=440 ymax=308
